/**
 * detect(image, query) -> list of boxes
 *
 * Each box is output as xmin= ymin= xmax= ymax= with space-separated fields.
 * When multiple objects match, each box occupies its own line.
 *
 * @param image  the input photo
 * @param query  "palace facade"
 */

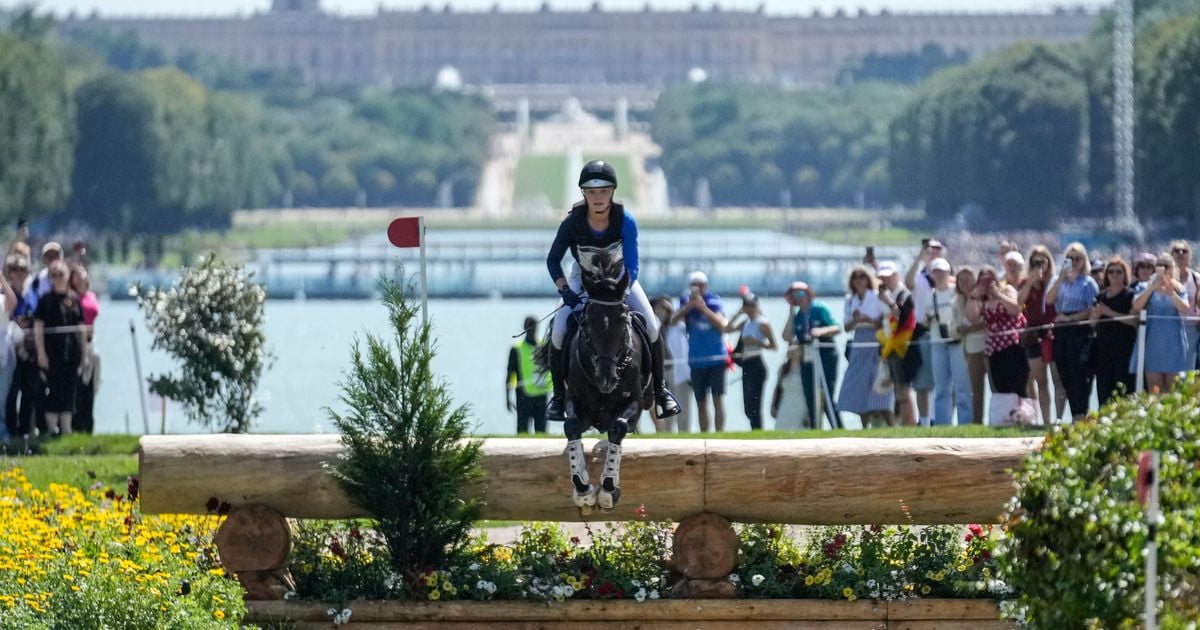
xmin=62 ymin=1 xmax=1099 ymax=88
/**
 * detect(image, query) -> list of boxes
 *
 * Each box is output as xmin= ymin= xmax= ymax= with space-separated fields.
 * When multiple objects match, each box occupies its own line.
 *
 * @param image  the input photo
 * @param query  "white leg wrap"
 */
xmin=566 ymin=440 xmax=595 ymax=508
xmin=597 ymin=442 xmax=623 ymax=510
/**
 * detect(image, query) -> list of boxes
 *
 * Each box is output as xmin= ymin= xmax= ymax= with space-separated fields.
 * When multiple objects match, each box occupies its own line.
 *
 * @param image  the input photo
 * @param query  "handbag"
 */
xmin=871 ymin=360 xmax=892 ymax=394
xmin=731 ymin=336 xmax=745 ymax=367
xmin=988 ymin=393 xmax=1038 ymax=426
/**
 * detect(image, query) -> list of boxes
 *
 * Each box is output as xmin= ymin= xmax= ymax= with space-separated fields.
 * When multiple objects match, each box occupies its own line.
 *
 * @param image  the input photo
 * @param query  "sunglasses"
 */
xmin=50 ymin=272 xmax=66 ymax=278
xmin=1066 ymin=255 xmax=1083 ymax=262
xmin=1106 ymin=268 xmax=1124 ymax=275
xmin=1173 ymin=248 xmax=1190 ymax=255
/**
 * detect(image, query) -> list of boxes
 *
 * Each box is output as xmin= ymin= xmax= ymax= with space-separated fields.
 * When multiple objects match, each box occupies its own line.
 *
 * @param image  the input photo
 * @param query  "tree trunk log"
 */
xmin=214 ymin=504 xmax=293 ymax=572
xmin=139 ymin=435 xmax=1039 ymax=524
xmin=672 ymin=513 xmax=738 ymax=579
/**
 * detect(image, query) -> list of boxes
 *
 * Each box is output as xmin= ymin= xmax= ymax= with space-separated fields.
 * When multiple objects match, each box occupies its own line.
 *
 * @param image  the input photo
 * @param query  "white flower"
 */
xmin=341 ymin=609 xmax=352 ymax=621
xmin=635 ymin=587 xmax=647 ymax=602
xmin=648 ymin=589 xmax=660 ymax=600
xmin=283 ymin=590 xmax=296 ymax=600
xmin=469 ymin=563 xmax=481 ymax=571
xmin=326 ymin=608 xmax=338 ymax=617
xmin=751 ymin=574 xmax=765 ymax=586
xmin=562 ymin=585 xmax=575 ymax=598
xmin=728 ymin=573 xmax=740 ymax=583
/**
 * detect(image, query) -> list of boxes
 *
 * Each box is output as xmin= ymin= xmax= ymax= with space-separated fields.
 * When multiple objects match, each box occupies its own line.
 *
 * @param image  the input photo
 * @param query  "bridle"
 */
xmin=576 ymin=297 xmax=635 ymax=386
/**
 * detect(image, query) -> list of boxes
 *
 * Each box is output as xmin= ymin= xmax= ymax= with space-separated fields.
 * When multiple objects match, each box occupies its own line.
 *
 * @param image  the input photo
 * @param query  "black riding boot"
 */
xmin=651 ymin=339 xmax=681 ymax=418
xmin=546 ymin=344 xmax=567 ymax=422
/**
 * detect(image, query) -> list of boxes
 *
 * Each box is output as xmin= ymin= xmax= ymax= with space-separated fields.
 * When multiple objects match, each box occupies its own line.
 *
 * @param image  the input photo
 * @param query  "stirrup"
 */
xmin=655 ymin=388 xmax=681 ymax=419
xmin=547 ymin=396 xmax=566 ymax=422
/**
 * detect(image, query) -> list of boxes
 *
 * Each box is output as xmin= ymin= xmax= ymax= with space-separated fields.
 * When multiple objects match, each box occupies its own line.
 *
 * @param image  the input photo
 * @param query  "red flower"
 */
xmin=834 ymin=533 xmax=847 ymax=546
xmin=981 ymin=550 xmax=992 ymax=560
xmin=350 ymin=528 xmax=361 ymax=539
xmin=964 ymin=533 xmax=974 ymax=542
xmin=127 ymin=477 xmax=140 ymax=502
xmin=634 ymin=504 xmax=648 ymax=518
xmin=968 ymin=524 xmax=983 ymax=537
xmin=329 ymin=539 xmax=346 ymax=559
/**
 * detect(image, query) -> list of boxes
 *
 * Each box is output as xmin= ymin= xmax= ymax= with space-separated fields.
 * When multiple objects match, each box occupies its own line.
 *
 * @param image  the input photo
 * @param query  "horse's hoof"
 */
xmin=597 ymin=481 xmax=621 ymax=510
xmin=573 ymin=485 xmax=596 ymax=508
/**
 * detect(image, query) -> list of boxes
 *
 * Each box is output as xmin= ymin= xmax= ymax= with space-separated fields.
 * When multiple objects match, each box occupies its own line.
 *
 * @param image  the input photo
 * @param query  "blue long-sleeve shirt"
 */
xmin=546 ymin=202 xmax=639 ymax=284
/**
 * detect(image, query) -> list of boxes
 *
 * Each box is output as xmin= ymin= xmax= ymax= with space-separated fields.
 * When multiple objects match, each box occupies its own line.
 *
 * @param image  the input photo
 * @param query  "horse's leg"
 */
xmin=597 ymin=400 xmax=638 ymax=510
xmin=564 ymin=416 xmax=596 ymax=509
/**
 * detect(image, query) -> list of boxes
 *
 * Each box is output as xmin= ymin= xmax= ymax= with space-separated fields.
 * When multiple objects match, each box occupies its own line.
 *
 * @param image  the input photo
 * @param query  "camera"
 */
xmin=938 ymin=323 xmax=951 ymax=339
xmin=921 ymin=238 xmax=930 ymax=249
xmin=865 ymin=245 xmax=875 ymax=257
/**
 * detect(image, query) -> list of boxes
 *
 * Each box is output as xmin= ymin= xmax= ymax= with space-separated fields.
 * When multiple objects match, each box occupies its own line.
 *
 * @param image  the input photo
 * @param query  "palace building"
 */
xmin=61 ymin=1 xmax=1098 ymax=88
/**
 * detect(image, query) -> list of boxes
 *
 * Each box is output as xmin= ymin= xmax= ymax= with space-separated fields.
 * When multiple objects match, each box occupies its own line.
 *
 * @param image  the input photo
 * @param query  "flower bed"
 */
xmin=288 ymin=519 xmax=1007 ymax=605
xmin=0 ymin=467 xmax=245 ymax=628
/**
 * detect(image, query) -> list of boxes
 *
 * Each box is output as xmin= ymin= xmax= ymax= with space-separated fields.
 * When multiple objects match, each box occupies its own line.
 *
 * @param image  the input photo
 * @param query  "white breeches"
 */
xmin=552 ymin=264 xmax=659 ymax=348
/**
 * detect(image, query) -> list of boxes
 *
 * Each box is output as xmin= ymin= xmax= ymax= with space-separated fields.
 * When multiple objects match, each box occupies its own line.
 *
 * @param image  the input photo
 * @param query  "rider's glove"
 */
xmin=558 ymin=285 xmax=583 ymax=309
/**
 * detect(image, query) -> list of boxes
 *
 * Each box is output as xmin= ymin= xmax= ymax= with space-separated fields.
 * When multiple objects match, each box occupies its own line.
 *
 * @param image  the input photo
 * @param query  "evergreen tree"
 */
xmin=328 ymin=277 xmax=483 ymax=576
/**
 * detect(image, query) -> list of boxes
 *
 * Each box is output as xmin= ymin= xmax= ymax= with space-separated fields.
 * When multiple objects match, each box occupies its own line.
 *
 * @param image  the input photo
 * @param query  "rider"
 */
xmin=545 ymin=160 xmax=681 ymax=423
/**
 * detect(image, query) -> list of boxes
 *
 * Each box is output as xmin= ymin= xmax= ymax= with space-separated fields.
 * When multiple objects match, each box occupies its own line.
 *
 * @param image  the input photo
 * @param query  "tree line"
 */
xmin=652 ymin=0 xmax=1200 ymax=231
xmin=0 ymin=13 xmax=495 ymax=233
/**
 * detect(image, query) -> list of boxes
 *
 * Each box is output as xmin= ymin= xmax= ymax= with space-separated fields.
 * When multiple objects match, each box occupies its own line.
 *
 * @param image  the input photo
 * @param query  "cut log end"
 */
xmin=672 ymin=512 xmax=739 ymax=579
xmin=215 ymin=504 xmax=293 ymax=572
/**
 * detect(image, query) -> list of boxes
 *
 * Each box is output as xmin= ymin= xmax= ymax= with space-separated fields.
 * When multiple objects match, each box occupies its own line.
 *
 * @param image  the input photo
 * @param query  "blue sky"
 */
xmin=6 ymin=0 xmax=1114 ymax=18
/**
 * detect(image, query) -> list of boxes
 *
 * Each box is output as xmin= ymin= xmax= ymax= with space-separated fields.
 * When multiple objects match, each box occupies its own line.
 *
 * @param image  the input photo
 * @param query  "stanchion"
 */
xmin=1136 ymin=310 xmax=1147 ymax=394
xmin=1138 ymin=450 xmax=1159 ymax=630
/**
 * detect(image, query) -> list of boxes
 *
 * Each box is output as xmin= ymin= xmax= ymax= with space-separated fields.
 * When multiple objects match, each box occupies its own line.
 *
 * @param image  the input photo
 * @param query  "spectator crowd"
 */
xmin=651 ymin=236 xmax=1200 ymax=431
xmin=0 ymin=227 xmax=100 ymax=442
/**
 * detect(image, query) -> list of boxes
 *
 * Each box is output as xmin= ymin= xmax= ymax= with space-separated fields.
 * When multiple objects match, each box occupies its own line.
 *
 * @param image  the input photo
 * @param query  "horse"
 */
xmin=536 ymin=254 xmax=652 ymax=511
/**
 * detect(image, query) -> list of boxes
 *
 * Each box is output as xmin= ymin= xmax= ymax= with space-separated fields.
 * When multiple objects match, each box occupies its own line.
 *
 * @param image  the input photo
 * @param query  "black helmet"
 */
xmin=578 ymin=160 xmax=618 ymax=189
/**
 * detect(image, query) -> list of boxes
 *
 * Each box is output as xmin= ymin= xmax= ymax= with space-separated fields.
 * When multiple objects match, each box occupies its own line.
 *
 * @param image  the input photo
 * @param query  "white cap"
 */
xmin=876 ymin=261 xmax=898 ymax=278
xmin=1004 ymin=251 xmax=1025 ymax=266
xmin=687 ymin=271 xmax=708 ymax=286
xmin=930 ymin=257 xmax=951 ymax=273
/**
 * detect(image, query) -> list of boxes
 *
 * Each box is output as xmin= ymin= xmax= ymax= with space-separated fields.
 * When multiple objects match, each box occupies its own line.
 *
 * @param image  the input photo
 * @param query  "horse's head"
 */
xmin=580 ymin=301 xmax=633 ymax=395
xmin=581 ymin=251 xmax=629 ymax=303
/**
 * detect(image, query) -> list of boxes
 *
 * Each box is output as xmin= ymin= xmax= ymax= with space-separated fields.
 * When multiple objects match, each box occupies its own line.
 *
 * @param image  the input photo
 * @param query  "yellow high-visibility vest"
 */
xmin=514 ymin=340 xmax=552 ymax=396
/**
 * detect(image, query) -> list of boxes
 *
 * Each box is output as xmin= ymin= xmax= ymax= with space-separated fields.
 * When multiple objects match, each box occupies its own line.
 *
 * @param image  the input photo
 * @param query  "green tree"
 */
xmin=329 ymin=277 xmax=483 ymax=577
xmin=0 ymin=33 xmax=75 ymax=223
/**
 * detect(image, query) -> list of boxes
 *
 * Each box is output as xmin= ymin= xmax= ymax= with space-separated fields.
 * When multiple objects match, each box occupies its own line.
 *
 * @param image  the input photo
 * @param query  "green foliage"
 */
xmin=998 ymin=376 xmax=1200 ymax=627
xmin=136 ymin=256 xmax=270 ymax=433
xmin=889 ymin=43 xmax=1088 ymax=228
xmin=736 ymin=524 xmax=1003 ymax=601
xmin=328 ymin=277 xmax=484 ymax=577
xmin=652 ymin=82 xmax=908 ymax=208
xmin=0 ymin=32 xmax=75 ymax=224
xmin=839 ymin=43 xmax=970 ymax=86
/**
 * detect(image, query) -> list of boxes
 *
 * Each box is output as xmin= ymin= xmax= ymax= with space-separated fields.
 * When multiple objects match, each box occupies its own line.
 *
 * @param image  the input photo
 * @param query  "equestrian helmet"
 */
xmin=579 ymin=160 xmax=618 ymax=189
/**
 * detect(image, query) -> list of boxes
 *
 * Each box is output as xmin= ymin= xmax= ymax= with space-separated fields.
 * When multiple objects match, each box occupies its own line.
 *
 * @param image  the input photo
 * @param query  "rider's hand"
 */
xmin=559 ymin=285 xmax=582 ymax=309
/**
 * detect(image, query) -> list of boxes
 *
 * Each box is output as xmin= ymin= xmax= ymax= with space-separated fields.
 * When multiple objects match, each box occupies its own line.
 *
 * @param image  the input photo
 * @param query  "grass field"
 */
xmin=513 ymin=153 xmax=635 ymax=209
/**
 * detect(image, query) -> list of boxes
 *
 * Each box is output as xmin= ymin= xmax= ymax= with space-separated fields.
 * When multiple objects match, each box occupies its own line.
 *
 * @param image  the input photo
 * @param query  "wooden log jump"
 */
xmin=138 ymin=435 xmax=1041 ymax=525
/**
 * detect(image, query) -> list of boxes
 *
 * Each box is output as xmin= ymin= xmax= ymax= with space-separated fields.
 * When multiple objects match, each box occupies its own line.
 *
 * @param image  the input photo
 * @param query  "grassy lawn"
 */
xmin=514 ymin=154 xmax=569 ymax=207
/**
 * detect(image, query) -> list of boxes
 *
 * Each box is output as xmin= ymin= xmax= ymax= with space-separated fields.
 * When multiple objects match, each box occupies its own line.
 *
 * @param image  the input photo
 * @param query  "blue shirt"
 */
xmin=1052 ymin=275 xmax=1099 ymax=313
xmin=546 ymin=203 xmax=640 ymax=284
xmin=11 ymin=287 xmax=37 ymax=319
xmin=680 ymin=292 xmax=725 ymax=369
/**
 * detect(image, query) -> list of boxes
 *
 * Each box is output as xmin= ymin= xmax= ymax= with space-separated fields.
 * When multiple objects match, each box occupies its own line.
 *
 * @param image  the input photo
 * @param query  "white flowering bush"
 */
xmin=998 ymin=375 xmax=1200 ymax=627
xmin=136 ymin=256 xmax=270 ymax=433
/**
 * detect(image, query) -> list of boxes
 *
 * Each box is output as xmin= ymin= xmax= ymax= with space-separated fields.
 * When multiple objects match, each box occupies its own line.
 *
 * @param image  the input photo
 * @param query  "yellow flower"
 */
xmin=921 ymin=585 xmax=932 ymax=595
xmin=842 ymin=587 xmax=854 ymax=599
xmin=429 ymin=590 xmax=441 ymax=600
xmin=214 ymin=610 xmax=226 ymax=620
xmin=804 ymin=575 xmax=814 ymax=586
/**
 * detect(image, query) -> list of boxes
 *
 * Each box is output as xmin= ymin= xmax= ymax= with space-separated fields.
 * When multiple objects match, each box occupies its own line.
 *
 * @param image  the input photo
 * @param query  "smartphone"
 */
xmin=921 ymin=238 xmax=930 ymax=249
xmin=865 ymin=246 xmax=875 ymax=257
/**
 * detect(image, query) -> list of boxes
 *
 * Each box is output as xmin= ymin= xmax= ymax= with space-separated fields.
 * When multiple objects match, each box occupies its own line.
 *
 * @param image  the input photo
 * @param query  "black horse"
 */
xmin=536 ymin=254 xmax=651 ymax=511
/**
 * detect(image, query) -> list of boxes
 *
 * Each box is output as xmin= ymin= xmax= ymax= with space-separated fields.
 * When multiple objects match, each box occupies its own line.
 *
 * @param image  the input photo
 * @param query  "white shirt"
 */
xmin=665 ymin=322 xmax=691 ymax=383
xmin=844 ymin=290 xmax=886 ymax=329
xmin=922 ymin=286 xmax=959 ymax=340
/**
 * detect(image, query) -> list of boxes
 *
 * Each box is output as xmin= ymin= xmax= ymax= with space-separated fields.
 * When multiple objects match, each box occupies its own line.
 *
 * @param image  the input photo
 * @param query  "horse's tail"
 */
xmin=533 ymin=323 xmax=554 ymax=372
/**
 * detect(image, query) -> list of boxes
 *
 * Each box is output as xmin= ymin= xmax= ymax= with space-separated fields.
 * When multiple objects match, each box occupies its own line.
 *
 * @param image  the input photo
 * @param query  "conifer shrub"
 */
xmin=998 ymin=376 xmax=1200 ymax=627
xmin=327 ymin=277 xmax=483 ymax=578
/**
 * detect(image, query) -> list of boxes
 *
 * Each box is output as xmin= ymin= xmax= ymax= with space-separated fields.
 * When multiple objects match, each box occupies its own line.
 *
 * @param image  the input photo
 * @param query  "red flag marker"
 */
xmin=388 ymin=217 xmax=422 ymax=248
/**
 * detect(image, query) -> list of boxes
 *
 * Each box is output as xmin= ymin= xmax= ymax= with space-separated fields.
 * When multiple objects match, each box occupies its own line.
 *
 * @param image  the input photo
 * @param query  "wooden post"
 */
xmin=670 ymin=513 xmax=740 ymax=599
xmin=214 ymin=504 xmax=295 ymax=600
